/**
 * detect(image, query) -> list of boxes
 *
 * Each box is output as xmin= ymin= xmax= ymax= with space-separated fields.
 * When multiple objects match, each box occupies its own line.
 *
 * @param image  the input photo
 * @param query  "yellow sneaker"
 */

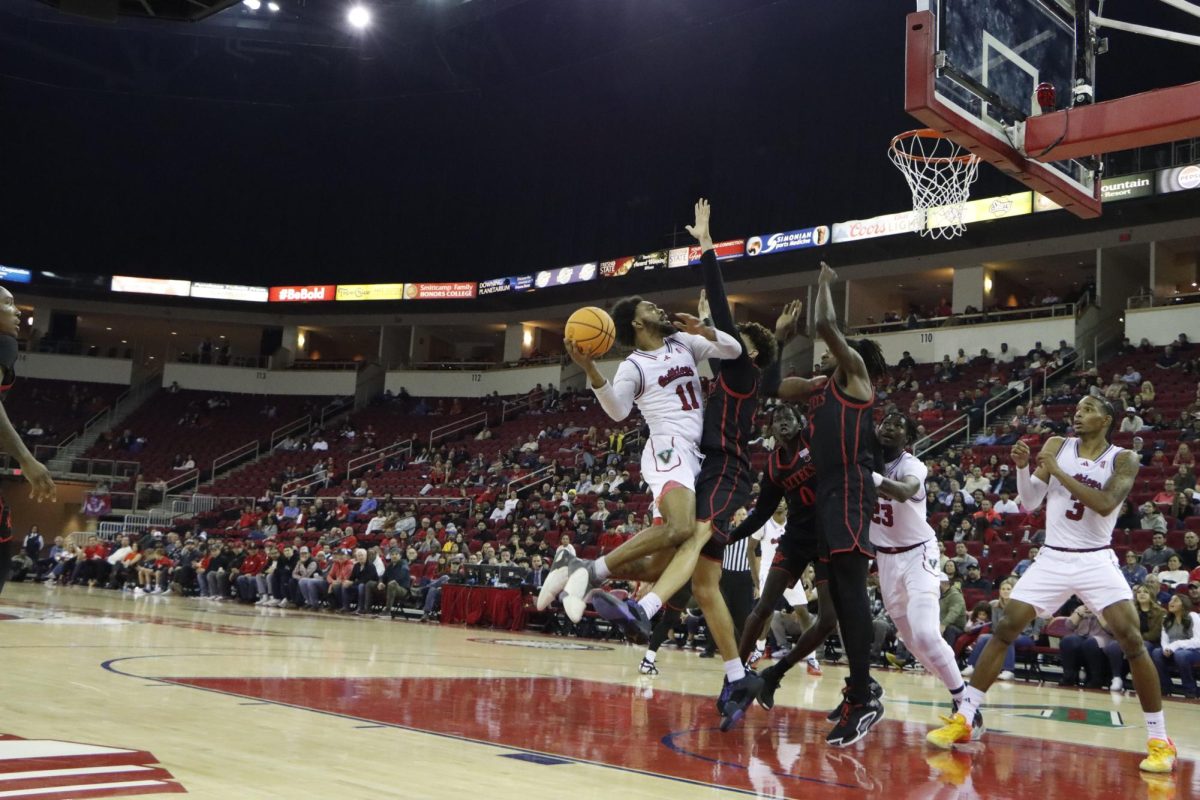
xmin=1140 ymin=773 xmax=1177 ymax=800
xmin=925 ymin=751 xmax=972 ymax=786
xmin=926 ymin=713 xmax=973 ymax=750
xmin=1139 ymin=738 xmax=1177 ymax=774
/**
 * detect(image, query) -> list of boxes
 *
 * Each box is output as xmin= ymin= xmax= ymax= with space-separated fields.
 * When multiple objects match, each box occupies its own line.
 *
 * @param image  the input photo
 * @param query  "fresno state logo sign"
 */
xmin=0 ymin=734 xmax=185 ymax=797
xmin=268 ymin=285 xmax=335 ymax=302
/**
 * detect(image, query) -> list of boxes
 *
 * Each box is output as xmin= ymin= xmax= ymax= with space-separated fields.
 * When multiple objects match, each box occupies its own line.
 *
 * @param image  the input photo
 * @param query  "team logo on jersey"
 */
xmin=929 ymin=558 xmax=939 ymax=570
xmin=1072 ymin=473 xmax=1103 ymax=490
xmin=657 ymin=448 xmax=675 ymax=464
xmin=657 ymin=365 xmax=695 ymax=387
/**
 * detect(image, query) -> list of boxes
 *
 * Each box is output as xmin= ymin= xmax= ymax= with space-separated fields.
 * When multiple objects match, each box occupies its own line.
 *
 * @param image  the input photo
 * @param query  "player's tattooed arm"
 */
xmin=814 ymin=262 xmax=871 ymax=400
xmin=1042 ymin=448 xmax=1139 ymax=516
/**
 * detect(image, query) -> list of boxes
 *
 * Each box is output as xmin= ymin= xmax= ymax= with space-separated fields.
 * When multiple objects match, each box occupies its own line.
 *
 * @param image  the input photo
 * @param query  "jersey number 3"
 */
xmin=1065 ymin=496 xmax=1085 ymax=520
xmin=675 ymin=382 xmax=700 ymax=411
xmin=872 ymin=502 xmax=894 ymax=528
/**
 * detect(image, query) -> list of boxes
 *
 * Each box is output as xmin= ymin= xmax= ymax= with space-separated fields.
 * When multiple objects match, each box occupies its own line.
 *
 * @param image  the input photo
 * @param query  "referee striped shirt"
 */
xmin=722 ymin=538 xmax=751 ymax=572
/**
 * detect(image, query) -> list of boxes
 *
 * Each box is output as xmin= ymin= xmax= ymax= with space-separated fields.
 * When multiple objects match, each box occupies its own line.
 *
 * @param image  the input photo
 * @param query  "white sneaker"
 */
xmin=998 ymin=670 xmax=1015 ymax=681
xmin=266 ymin=598 xmax=280 ymax=607
xmin=748 ymin=649 xmax=765 ymax=667
xmin=159 ymin=588 xmax=172 ymax=597
xmin=1110 ymin=677 xmax=1124 ymax=692
xmin=536 ymin=549 xmax=573 ymax=611
xmin=133 ymin=587 xmax=145 ymax=597
xmin=255 ymin=596 xmax=266 ymax=605
xmin=962 ymin=665 xmax=975 ymax=677
xmin=561 ymin=560 xmax=594 ymax=624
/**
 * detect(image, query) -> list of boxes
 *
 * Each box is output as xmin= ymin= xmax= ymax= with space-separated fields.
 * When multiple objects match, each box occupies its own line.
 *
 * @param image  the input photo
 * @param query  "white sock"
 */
xmin=638 ymin=592 xmax=663 ymax=619
xmin=755 ymin=638 xmax=767 ymax=651
xmin=593 ymin=557 xmax=611 ymax=581
xmin=807 ymin=653 xmax=820 ymax=666
xmin=643 ymin=649 xmax=657 ymax=664
xmin=724 ymin=659 xmax=746 ymax=683
xmin=1145 ymin=711 xmax=1168 ymax=742
xmin=958 ymin=685 xmax=986 ymax=725
xmin=950 ymin=684 xmax=965 ymax=702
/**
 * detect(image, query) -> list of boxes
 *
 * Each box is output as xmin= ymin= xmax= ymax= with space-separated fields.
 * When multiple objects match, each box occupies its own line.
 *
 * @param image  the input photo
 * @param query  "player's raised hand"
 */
xmin=1010 ymin=440 xmax=1031 ymax=469
xmin=684 ymin=198 xmax=713 ymax=247
xmin=697 ymin=288 xmax=711 ymax=323
xmin=563 ymin=338 xmax=594 ymax=370
xmin=671 ymin=312 xmax=707 ymax=336
xmin=775 ymin=299 xmax=803 ymax=341
xmin=21 ymin=457 xmax=56 ymax=503
xmin=818 ymin=261 xmax=837 ymax=284
xmin=1035 ymin=445 xmax=1060 ymax=477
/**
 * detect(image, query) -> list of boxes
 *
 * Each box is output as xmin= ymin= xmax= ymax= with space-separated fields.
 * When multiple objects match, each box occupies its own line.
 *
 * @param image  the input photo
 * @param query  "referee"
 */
xmin=701 ymin=526 xmax=759 ymax=658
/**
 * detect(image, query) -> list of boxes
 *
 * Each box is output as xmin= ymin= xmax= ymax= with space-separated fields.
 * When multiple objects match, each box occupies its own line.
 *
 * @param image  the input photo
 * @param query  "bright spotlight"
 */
xmin=347 ymin=4 xmax=371 ymax=29
xmin=243 ymin=0 xmax=261 ymax=9
xmin=267 ymin=1 xmax=280 ymax=9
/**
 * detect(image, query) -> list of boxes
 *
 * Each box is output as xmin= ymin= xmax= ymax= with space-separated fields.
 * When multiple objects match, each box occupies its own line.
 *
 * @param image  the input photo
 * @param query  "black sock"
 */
xmin=648 ymin=607 xmax=683 ymax=652
xmin=827 ymin=552 xmax=874 ymax=703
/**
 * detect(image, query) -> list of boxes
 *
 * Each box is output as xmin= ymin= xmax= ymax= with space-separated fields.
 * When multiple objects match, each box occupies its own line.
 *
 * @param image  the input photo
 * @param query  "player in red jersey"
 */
xmin=0 ymin=286 xmax=58 ymax=594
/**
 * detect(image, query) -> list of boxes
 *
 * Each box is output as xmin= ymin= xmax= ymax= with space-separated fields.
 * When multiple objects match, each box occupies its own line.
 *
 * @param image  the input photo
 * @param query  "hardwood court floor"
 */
xmin=1 ymin=583 xmax=1196 ymax=799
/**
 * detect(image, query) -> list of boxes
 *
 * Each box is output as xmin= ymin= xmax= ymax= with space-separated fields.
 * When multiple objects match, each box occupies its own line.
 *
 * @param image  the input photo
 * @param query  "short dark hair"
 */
xmin=737 ymin=322 xmax=778 ymax=369
xmin=610 ymin=296 xmax=643 ymax=348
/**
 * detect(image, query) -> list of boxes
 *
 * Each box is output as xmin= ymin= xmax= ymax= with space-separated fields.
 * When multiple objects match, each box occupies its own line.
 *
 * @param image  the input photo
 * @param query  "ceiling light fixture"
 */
xmin=347 ymin=4 xmax=371 ymax=28
xmin=243 ymin=0 xmax=261 ymax=9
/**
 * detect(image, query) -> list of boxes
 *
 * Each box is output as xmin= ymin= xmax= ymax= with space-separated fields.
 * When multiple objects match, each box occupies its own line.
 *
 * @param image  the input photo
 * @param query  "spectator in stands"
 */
xmin=1179 ymin=532 xmax=1199 ymax=571
xmin=1139 ymin=504 xmax=1168 ymax=537
xmin=1159 ymin=555 xmax=1190 ymax=589
xmin=939 ymin=575 xmax=966 ymax=650
xmin=381 ymin=548 xmax=411 ymax=619
xmin=1153 ymin=479 xmax=1179 ymax=509
xmin=962 ymin=564 xmax=992 ymax=593
xmin=311 ymin=435 xmax=329 ymax=451
xmin=1059 ymin=605 xmax=1113 ymax=689
xmin=353 ymin=547 xmax=384 ymax=616
xmin=1156 ymin=345 xmax=1180 ymax=370
xmin=898 ymin=351 xmax=916 ymax=369
xmin=1120 ymin=407 xmax=1145 ymax=433
xmin=962 ymin=466 xmax=990 ymax=495
xmin=1129 ymin=436 xmax=1152 ymax=466
xmin=1106 ymin=583 xmax=1167 ymax=692
xmin=590 ymin=499 xmax=610 ymax=524
xmin=951 ymin=542 xmax=977 ymax=574
xmin=1175 ymin=443 xmax=1196 ymax=470
xmin=108 ymin=541 xmax=142 ymax=591
xmin=1145 ymin=574 xmax=1173 ymax=607
xmin=1142 ymin=531 xmax=1177 ymax=569
xmin=1121 ymin=365 xmax=1142 ymax=386
xmin=1152 ymin=595 xmax=1200 ymax=698
xmin=235 ymin=543 xmax=268 ymax=602
xmin=1119 ymin=549 xmax=1149 ymax=587
xmin=953 ymin=518 xmax=974 ymax=545
xmin=297 ymin=551 xmax=328 ymax=609
xmin=993 ymin=490 xmax=1020 ymax=516
xmin=326 ymin=550 xmax=356 ymax=612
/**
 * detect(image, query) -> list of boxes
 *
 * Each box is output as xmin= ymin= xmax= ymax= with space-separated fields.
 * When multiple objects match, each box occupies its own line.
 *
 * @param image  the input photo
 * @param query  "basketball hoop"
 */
xmin=889 ymin=129 xmax=981 ymax=239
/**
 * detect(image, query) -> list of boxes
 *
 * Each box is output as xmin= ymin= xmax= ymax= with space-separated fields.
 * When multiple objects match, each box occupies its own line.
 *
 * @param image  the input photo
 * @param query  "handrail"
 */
xmin=501 ymin=391 xmax=544 ymax=423
xmin=914 ymin=413 xmax=969 ymax=459
xmin=319 ymin=397 xmax=353 ymax=427
xmin=211 ymin=440 xmax=259 ymax=481
xmin=1127 ymin=290 xmax=1200 ymax=310
xmin=163 ymin=468 xmax=200 ymax=495
xmin=507 ymin=461 xmax=557 ymax=496
xmin=346 ymin=438 xmax=415 ymax=481
xmin=271 ymin=415 xmax=311 ymax=450
xmin=849 ymin=302 xmax=1076 ymax=336
xmin=429 ymin=411 xmax=489 ymax=449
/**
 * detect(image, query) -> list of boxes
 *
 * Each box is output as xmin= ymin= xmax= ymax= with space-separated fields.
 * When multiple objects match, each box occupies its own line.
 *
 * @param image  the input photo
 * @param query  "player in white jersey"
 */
xmin=928 ymin=395 xmax=1176 ymax=774
xmin=871 ymin=412 xmax=981 ymax=737
xmin=537 ymin=287 xmax=742 ymax=620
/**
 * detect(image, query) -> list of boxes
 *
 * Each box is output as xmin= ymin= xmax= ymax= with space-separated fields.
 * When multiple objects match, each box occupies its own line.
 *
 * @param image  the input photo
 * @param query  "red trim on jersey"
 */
xmin=840 ymin=403 xmax=852 ymax=536
xmin=658 ymin=480 xmax=689 ymax=500
xmin=831 ymin=376 xmax=873 ymax=409
xmin=716 ymin=373 xmax=756 ymax=400
xmin=851 ymin=404 xmax=865 ymax=537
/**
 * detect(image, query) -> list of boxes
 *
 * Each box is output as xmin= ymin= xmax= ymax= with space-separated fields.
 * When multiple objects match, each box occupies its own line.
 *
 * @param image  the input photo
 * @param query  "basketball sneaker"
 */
xmin=590 ymin=591 xmax=651 ymax=643
xmin=747 ymin=648 xmax=765 ymax=667
xmin=827 ymin=677 xmax=884 ymax=721
xmin=638 ymin=657 xmax=659 ymax=675
xmin=951 ymin=701 xmax=986 ymax=741
xmin=536 ymin=549 xmax=574 ymax=611
xmin=720 ymin=670 xmax=764 ymax=732
xmin=806 ymin=656 xmax=823 ymax=676
xmin=925 ymin=713 xmax=973 ymax=750
xmin=757 ymin=664 xmax=783 ymax=710
xmin=560 ymin=558 xmax=594 ymax=623
xmin=826 ymin=695 xmax=884 ymax=747
xmin=925 ymin=751 xmax=973 ymax=786
xmin=1140 ymin=738 xmax=1177 ymax=774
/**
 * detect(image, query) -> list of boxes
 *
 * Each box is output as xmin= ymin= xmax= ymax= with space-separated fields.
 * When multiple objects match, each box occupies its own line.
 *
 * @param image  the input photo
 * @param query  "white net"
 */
xmin=889 ymin=130 xmax=981 ymax=239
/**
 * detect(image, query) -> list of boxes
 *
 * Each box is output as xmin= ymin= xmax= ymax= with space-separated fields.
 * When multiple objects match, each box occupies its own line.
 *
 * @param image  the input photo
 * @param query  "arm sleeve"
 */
xmin=760 ymin=350 xmax=783 ymax=398
xmin=698 ymin=249 xmax=758 ymax=393
xmin=1016 ymin=466 xmax=1049 ymax=510
xmin=682 ymin=328 xmax=744 ymax=363
xmin=728 ymin=482 xmax=784 ymax=544
xmin=592 ymin=361 xmax=639 ymax=421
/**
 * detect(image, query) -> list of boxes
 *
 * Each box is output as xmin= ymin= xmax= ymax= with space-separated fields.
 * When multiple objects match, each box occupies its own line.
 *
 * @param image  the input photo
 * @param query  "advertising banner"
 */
xmin=745 ymin=227 xmax=829 ymax=256
xmin=533 ymin=263 xmax=596 ymax=289
xmin=404 ymin=282 xmax=478 ymax=300
xmin=478 ymin=276 xmax=533 ymax=295
xmin=831 ymin=210 xmax=922 ymax=243
xmin=269 ymin=285 xmax=335 ymax=302
xmin=1157 ymin=163 xmax=1200 ymax=195
xmin=1033 ymin=193 xmax=1061 ymax=213
xmin=190 ymin=282 xmax=269 ymax=302
xmin=0 ymin=266 xmax=33 ymax=284
xmin=926 ymin=192 xmax=1032 ymax=231
xmin=1101 ymin=172 xmax=1155 ymax=202
xmin=666 ymin=239 xmax=746 ymax=266
xmin=335 ymin=283 xmax=405 ymax=302
xmin=111 ymin=276 xmax=193 ymax=297
xmin=600 ymin=250 xmax=668 ymax=278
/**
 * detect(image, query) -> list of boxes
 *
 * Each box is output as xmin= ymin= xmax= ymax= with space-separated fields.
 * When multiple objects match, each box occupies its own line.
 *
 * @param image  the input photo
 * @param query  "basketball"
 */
xmin=565 ymin=306 xmax=616 ymax=357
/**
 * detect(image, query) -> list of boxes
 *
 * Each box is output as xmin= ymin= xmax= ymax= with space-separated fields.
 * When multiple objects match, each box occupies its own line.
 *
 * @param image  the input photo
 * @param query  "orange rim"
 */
xmin=889 ymin=129 xmax=978 ymax=165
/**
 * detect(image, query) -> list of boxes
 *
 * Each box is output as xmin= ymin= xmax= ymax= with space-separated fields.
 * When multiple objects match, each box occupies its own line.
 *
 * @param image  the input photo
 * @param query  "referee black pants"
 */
xmin=703 ymin=569 xmax=755 ymax=655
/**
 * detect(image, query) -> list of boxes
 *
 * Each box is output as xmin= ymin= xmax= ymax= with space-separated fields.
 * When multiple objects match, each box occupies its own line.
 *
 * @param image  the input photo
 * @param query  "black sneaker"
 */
xmin=716 ymin=678 xmax=730 ymax=715
xmin=720 ymin=670 xmax=764 ymax=732
xmin=826 ymin=696 xmax=885 ymax=747
xmin=590 ymin=591 xmax=652 ymax=643
xmin=757 ymin=664 xmax=783 ymax=710
xmin=951 ymin=700 xmax=986 ymax=741
xmin=827 ymin=677 xmax=884 ymax=721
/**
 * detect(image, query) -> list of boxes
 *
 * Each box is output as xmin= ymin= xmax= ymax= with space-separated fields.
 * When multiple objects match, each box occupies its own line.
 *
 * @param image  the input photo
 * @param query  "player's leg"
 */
xmin=739 ymin=568 xmax=792 ymax=664
xmin=1101 ymin=599 xmax=1174 ymax=772
xmin=641 ymin=585 xmax=691 ymax=674
xmin=691 ymin=554 xmax=761 ymax=731
xmin=824 ymin=550 xmax=886 ymax=746
xmin=889 ymin=546 xmax=968 ymax=700
xmin=597 ymin=487 xmax=697 ymax=575
xmin=758 ymin=578 xmax=840 ymax=711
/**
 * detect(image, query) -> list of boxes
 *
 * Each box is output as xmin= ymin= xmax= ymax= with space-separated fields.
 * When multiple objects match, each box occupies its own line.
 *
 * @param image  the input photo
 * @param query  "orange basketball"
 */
xmin=565 ymin=306 xmax=616 ymax=357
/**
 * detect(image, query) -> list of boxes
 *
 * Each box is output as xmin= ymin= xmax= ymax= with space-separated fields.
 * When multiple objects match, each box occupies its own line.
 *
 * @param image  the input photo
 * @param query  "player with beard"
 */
xmin=871 ymin=411 xmax=982 ymax=737
xmin=927 ymin=395 xmax=1176 ymax=774
xmin=779 ymin=262 xmax=888 ymax=746
xmin=0 ymin=286 xmax=58 ymax=594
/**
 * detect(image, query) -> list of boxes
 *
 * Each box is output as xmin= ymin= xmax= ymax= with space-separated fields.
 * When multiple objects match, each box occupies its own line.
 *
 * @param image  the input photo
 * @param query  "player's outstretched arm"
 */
xmin=727 ymin=482 xmax=784 ymax=544
xmin=814 ymin=263 xmax=871 ymax=399
xmin=1042 ymin=448 xmax=1138 ymax=516
xmin=0 ymin=398 xmax=55 ymax=502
